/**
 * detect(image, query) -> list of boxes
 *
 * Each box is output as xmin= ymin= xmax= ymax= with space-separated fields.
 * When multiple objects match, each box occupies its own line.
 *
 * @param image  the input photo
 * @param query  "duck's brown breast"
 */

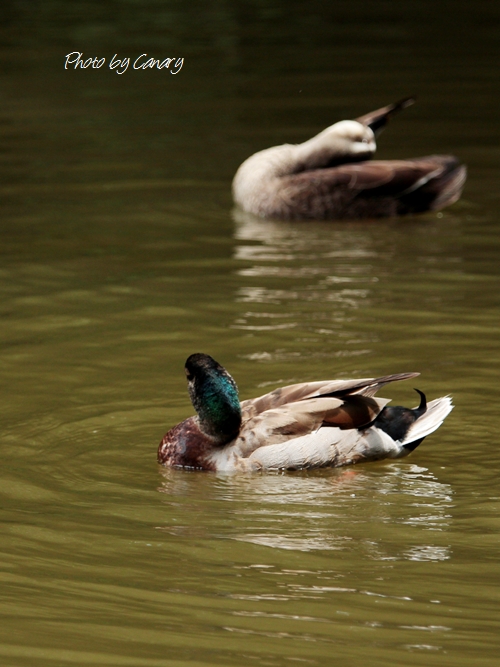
xmin=158 ymin=417 xmax=217 ymax=471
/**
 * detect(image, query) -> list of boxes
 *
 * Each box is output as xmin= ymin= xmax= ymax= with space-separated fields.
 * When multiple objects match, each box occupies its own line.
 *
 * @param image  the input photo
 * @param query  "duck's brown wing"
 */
xmin=241 ymin=372 xmax=419 ymax=419
xmin=277 ymin=156 xmax=466 ymax=219
xmin=236 ymin=394 xmax=390 ymax=457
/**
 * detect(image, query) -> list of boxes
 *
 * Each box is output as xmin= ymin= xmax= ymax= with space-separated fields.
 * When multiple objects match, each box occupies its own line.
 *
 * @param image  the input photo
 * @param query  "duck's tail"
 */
xmin=428 ymin=163 xmax=468 ymax=211
xmin=398 ymin=156 xmax=467 ymax=213
xmin=356 ymin=96 xmax=415 ymax=135
xmin=401 ymin=396 xmax=454 ymax=452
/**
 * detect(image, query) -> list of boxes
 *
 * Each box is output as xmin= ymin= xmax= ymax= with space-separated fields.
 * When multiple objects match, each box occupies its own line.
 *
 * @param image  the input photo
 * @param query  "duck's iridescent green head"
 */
xmin=185 ymin=353 xmax=242 ymax=444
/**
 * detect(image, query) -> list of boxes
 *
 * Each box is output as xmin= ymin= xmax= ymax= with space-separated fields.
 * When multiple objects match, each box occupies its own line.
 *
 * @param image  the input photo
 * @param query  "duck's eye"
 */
xmin=185 ymin=370 xmax=194 ymax=381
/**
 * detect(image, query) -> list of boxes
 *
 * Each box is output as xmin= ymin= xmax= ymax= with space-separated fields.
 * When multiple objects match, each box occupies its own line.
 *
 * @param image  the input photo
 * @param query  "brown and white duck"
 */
xmin=232 ymin=98 xmax=467 ymax=220
xmin=158 ymin=353 xmax=453 ymax=473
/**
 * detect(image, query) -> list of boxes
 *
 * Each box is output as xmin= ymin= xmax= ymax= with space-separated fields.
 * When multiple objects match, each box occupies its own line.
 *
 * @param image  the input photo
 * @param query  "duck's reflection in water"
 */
xmin=231 ymin=210 xmax=386 ymax=359
xmin=233 ymin=210 xmax=380 ymax=289
xmin=158 ymin=463 xmax=453 ymax=562
xmin=233 ymin=209 xmax=381 ymax=262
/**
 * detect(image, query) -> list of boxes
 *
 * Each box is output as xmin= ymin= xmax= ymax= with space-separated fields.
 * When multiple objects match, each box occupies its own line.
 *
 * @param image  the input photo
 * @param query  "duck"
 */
xmin=158 ymin=353 xmax=453 ymax=473
xmin=232 ymin=97 xmax=467 ymax=220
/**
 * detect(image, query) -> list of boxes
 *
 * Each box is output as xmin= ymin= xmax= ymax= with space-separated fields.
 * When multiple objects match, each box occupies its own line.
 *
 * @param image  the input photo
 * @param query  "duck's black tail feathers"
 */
xmin=374 ymin=391 xmax=453 ymax=452
xmin=356 ymin=97 xmax=416 ymax=135
xmin=373 ymin=388 xmax=427 ymax=442
xmin=398 ymin=156 xmax=467 ymax=213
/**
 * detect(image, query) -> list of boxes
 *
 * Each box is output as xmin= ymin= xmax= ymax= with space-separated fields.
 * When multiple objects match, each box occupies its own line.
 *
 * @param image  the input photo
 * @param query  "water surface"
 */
xmin=0 ymin=2 xmax=499 ymax=666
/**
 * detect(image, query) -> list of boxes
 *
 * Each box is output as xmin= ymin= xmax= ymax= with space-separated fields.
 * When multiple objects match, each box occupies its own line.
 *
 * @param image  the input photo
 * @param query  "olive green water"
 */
xmin=1 ymin=2 xmax=499 ymax=666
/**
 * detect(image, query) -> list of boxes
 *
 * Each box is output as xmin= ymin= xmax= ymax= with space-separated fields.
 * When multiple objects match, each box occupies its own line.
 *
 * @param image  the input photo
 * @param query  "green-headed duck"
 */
xmin=158 ymin=353 xmax=453 ymax=472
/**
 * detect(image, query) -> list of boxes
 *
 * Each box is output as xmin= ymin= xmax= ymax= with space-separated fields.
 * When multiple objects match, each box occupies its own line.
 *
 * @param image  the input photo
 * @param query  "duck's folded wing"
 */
xmin=235 ymin=394 xmax=390 ymax=460
xmin=241 ymin=372 xmax=418 ymax=417
xmin=284 ymin=156 xmax=461 ymax=199
xmin=274 ymin=155 xmax=466 ymax=220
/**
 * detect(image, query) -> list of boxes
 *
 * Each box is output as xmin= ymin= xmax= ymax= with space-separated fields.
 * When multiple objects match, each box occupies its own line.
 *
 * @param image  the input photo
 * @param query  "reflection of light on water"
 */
xmin=232 ymin=209 xmax=382 ymax=264
xmin=222 ymin=625 xmax=322 ymax=642
xmin=235 ymin=286 xmax=370 ymax=306
xmin=240 ymin=348 xmax=373 ymax=362
xmin=401 ymin=625 xmax=451 ymax=632
xmin=238 ymin=266 xmax=329 ymax=278
xmin=404 ymin=545 xmax=450 ymax=561
xmin=226 ymin=581 xmax=436 ymax=604
xmin=214 ymin=464 xmax=454 ymax=562
xmin=231 ymin=210 xmax=381 ymax=351
xmin=233 ymin=609 xmax=328 ymax=623
xmin=232 ymin=320 xmax=298 ymax=331
xmin=236 ymin=533 xmax=352 ymax=552
xmin=157 ymin=400 xmax=453 ymax=564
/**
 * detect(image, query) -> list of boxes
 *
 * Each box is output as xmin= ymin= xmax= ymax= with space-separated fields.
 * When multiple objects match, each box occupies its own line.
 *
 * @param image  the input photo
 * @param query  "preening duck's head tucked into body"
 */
xmin=232 ymin=97 xmax=467 ymax=221
xmin=158 ymin=354 xmax=454 ymax=473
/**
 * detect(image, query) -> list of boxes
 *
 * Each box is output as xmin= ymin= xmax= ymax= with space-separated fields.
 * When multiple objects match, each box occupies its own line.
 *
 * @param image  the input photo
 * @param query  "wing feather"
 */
xmin=241 ymin=372 xmax=419 ymax=417
xmin=274 ymin=156 xmax=463 ymax=219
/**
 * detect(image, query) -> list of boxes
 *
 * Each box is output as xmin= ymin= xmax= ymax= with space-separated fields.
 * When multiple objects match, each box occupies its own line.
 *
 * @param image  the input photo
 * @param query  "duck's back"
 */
xmin=244 ymin=155 xmax=466 ymax=220
xmin=217 ymin=373 xmax=420 ymax=464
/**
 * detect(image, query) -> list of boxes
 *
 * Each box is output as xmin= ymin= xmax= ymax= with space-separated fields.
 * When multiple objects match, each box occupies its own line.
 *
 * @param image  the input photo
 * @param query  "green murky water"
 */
xmin=0 ymin=2 xmax=499 ymax=665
